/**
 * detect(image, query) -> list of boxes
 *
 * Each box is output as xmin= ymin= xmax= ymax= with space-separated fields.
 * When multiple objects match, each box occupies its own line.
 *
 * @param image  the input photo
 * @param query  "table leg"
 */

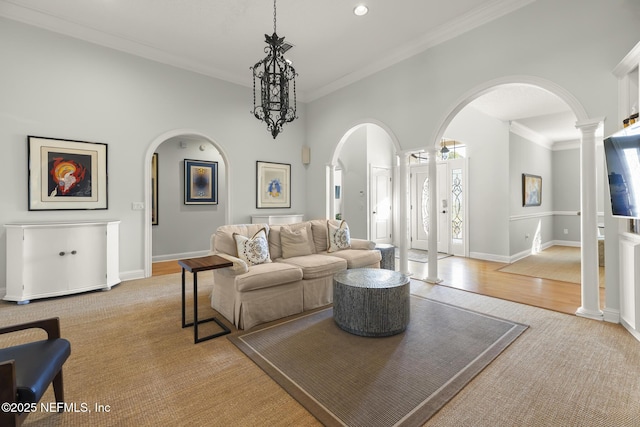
xmin=182 ymin=270 xmax=231 ymax=344
xmin=181 ymin=267 xmax=187 ymax=328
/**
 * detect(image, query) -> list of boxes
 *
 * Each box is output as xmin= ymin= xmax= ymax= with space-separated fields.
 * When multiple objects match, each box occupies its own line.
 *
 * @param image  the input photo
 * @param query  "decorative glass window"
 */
xmin=451 ymin=168 xmax=463 ymax=241
xmin=422 ymin=176 xmax=430 ymax=237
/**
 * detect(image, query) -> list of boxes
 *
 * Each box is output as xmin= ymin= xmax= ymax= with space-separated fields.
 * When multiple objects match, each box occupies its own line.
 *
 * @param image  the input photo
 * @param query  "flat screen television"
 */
xmin=604 ymin=123 xmax=640 ymax=218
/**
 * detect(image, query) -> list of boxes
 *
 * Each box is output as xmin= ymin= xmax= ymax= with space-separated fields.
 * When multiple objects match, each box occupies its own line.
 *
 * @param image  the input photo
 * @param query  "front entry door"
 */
xmin=410 ymin=163 xmax=449 ymax=253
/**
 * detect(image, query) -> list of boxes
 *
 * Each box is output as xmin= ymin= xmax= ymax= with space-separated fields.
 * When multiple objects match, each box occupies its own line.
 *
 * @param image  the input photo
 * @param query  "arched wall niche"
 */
xmin=143 ymin=129 xmax=231 ymax=277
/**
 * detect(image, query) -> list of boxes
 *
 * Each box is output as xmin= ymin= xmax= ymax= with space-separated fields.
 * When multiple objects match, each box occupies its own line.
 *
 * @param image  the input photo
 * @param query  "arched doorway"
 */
xmin=328 ymin=121 xmax=401 ymax=244
xmin=427 ymin=76 xmax=604 ymax=319
xmin=143 ymin=130 xmax=231 ymax=277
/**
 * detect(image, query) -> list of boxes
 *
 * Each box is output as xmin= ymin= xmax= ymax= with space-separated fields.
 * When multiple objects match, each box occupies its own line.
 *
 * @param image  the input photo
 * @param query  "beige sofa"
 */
xmin=209 ymin=219 xmax=381 ymax=330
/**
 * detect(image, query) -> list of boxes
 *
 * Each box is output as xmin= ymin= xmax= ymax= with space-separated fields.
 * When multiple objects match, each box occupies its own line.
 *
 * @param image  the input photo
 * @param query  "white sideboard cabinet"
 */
xmin=251 ymin=214 xmax=304 ymax=225
xmin=4 ymin=221 xmax=120 ymax=304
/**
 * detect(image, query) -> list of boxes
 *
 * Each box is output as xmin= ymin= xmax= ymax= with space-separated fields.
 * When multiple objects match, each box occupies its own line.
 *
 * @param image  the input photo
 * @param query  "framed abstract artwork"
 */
xmin=28 ymin=136 xmax=108 ymax=210
xmin=184 ymin=159 xmax=218 ymax=204
xmin=256 ymin=161 xmax=291 ymax=208
xmin=522 ymin=173 xmax=542 ymax=207
xmin=151 ymin=153 xmax=159 ymax=225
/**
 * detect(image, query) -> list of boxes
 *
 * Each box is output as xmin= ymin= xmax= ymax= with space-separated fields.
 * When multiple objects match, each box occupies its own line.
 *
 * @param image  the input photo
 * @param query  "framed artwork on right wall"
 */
xmin=522 ymin=173 xmax=542 ymax=207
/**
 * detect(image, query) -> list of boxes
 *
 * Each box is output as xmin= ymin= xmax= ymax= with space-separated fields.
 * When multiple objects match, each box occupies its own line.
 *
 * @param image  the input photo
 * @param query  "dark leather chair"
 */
xmin=0 ymin=317 xmax=71 ymax=427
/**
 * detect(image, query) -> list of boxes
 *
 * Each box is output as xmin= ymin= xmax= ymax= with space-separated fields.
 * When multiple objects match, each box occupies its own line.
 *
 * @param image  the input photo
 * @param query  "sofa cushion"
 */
xmin=276 ymin=254 xmax=347 ymax=280
xmin=234 ymin=228 xmax=271 ymax=266
xmin=310 ymin=219 xmax=342 ymax=252
xmin=215 ymin=223 xmax=270 ymax=256
xmin=235 ymin=262 xmax=303 ymax=292
xmin=327 ymin=220 xmax=351 ymax=253
xmin=269 ymin=222 xmax=315 ymax=259
xmin=281 ymin=226 xmax=314 ymax=258
xmin=319 ymin=249 xmax=382 ymax=269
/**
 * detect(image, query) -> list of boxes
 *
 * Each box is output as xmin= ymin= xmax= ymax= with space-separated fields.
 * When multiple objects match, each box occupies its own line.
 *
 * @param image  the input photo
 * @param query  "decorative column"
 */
xmin=576 ymin=118 xmax=604 ymax=320
xmin=426 ymin=146 xmax=442 ymax=283
xmin=328 ymin=164 xmax=336 ymax=220
xmin=398 ymin=152 xmax=410 ymax=275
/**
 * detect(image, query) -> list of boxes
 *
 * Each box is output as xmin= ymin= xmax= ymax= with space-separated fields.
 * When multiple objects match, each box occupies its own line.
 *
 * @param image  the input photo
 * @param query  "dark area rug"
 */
xmin=229 ymin=295 xmax=528 ymax=427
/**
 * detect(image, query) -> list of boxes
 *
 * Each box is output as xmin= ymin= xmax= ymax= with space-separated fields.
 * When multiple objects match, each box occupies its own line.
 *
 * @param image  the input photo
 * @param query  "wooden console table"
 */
xmin=178 ymin=255 xmax=233 ymax=344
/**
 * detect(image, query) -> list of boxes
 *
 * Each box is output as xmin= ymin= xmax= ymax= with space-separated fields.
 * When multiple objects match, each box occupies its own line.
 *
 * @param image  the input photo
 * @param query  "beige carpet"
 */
xmin=498 ymin=246 xmax=605 ymax=287
xmin=0 ymin=273 xmax=638 ymax=426
xmin=229 ymin=296 xmax=527 ymax=426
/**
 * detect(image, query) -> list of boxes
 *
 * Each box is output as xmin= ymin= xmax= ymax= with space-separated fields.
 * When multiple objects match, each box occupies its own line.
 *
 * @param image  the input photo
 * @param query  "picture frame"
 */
xmin=256 ymin=161 xmax=291 ymax=209
xmin=151 ymin=153 xmax=159 ymax=225
xmin=184 ymin=159 xmax=218 ymax=204
xmin=522 ymin=173 xmax=542 ymax=207
xmin=28 ymin=136 xmax=108 ymax=210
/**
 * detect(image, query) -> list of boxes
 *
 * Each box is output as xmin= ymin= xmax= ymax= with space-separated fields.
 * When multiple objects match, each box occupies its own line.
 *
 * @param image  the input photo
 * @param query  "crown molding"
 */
xmin=0 ymin=0 xmax=536 ymax=103
xmin=0 ymin=0 xmax=251 ymax=89
xmin=613 ymin=40 xmax=640 ymax=78
xmin=509 ymin=121 xmax=553 ymax=150
xmin=551 ymin=139 xmax=580 ymax=151
xmin=296 ymin=0 xmax=537 ymax=101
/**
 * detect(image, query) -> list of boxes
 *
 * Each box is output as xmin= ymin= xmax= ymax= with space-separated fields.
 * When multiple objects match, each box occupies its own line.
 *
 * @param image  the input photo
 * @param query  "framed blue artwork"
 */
xmin=256 ymin=161 xmax=291 ymax=208
xmin=184 ymin=159 xmax=218 ymax=205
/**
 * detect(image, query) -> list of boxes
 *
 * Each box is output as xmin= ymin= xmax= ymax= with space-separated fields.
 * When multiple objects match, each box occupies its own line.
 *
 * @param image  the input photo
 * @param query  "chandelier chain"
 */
xmin=273 ymin=0 xmax=277 ymax=34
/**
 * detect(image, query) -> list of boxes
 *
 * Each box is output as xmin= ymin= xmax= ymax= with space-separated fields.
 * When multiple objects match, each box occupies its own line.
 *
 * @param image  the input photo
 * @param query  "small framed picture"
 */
xmin=28 ymin=136 xmax=108 ymax=210
xmin=522 ymin=173 xmax=542 ymax=207
xmin=256 ymin=161 xmax=291 ymax=209
xmin=151 ymin=153 xmax=159 ymax=225
xmin=184 ymin=159 xmax=218 ymax=205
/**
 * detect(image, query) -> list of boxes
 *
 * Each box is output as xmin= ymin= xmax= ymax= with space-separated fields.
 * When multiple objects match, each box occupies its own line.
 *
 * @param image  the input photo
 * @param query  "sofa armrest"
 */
xmin=214 ymin=253 xmax=249 ymax=275
xmin=350 ymin=238 xmax=376 ymax=250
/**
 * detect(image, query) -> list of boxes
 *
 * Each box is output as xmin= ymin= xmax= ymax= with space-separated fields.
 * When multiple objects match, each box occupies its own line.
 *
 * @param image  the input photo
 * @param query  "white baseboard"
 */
xmin=473 ymin=241 xmax=581 ymax=265
xmin=119 ymin=269 xmax=146 ymax=281
xmin=469 ymin=252 xmax=510 ymax=263
xmin=552 ymin=239 xmax=581 ymax=247
xmin=620 ymin=318 xmax=640 ymax=342
xmin=152 ymin=250 xmax=209 ymax=263
xmin=602 ymin=308 xmax=621 ymax=324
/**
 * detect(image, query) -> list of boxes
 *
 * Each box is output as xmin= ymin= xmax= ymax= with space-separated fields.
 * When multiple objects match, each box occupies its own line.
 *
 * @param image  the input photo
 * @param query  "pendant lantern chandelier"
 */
xmin=251 ymin=0 xmax=298 ymax=139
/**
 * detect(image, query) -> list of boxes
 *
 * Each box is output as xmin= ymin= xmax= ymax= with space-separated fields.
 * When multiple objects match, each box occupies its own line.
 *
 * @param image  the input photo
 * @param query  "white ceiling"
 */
xmin=0 ymin=0 xmax=581 ymax=143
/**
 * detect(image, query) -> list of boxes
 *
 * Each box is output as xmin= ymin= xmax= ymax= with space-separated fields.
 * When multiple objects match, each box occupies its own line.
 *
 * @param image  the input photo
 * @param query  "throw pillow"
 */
xmin=233 ymin=228 xmax=271 ymax=266
xmin=280 ymin=226 xmax=313 ymax=259
xmin=327 ymin=220 xmax=351 ymax=253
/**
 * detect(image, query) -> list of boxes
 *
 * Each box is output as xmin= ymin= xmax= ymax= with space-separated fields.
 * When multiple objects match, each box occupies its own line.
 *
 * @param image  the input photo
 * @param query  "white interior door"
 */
xmin=370 ymin=166 xmax=392 ymax=244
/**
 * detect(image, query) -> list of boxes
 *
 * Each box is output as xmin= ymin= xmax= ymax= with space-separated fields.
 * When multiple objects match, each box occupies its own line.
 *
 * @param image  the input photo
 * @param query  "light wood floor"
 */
xmin=412 ymin=256 xmax=606 ymax=315
xmin=152 ymin=256 xmax=604 ymax=315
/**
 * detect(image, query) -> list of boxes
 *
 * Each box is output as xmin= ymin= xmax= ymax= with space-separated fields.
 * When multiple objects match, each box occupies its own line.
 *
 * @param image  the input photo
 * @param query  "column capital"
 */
xmin=575 ymin=117 xmax=605 ymax=134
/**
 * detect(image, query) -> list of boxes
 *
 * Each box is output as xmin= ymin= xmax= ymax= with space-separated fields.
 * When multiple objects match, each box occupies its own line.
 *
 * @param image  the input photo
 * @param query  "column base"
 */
xmin=426 ymin=277 xmax=443 ymax=284
xmin=575 ymin=306 xmax=604 ymax=321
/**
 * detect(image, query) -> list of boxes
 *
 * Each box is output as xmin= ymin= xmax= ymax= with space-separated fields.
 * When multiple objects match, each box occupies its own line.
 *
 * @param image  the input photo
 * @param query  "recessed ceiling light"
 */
xmin=353 ymin=5 xmax=368 ymax=16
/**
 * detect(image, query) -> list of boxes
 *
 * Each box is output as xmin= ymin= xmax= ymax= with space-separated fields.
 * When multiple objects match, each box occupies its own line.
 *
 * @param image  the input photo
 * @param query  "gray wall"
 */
xmin=552 ymin=147 xmax=582 ymax=243
xmin=304 ymin=0 xmax=639 ymax=227
xmin=151 ymin=138 xmax=226 ymax=260
xmin=445 ymin=106 xmax=511 ymax=260
xmin=340 ymin=127 xmax=368 ymax=238
xmin=0 ymin=0 xmax=637 ymax=283
xmin=509 ymin=132 xmax=554 ymax=256
xmin=0 ymin=17 xmax=306 ymax=280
